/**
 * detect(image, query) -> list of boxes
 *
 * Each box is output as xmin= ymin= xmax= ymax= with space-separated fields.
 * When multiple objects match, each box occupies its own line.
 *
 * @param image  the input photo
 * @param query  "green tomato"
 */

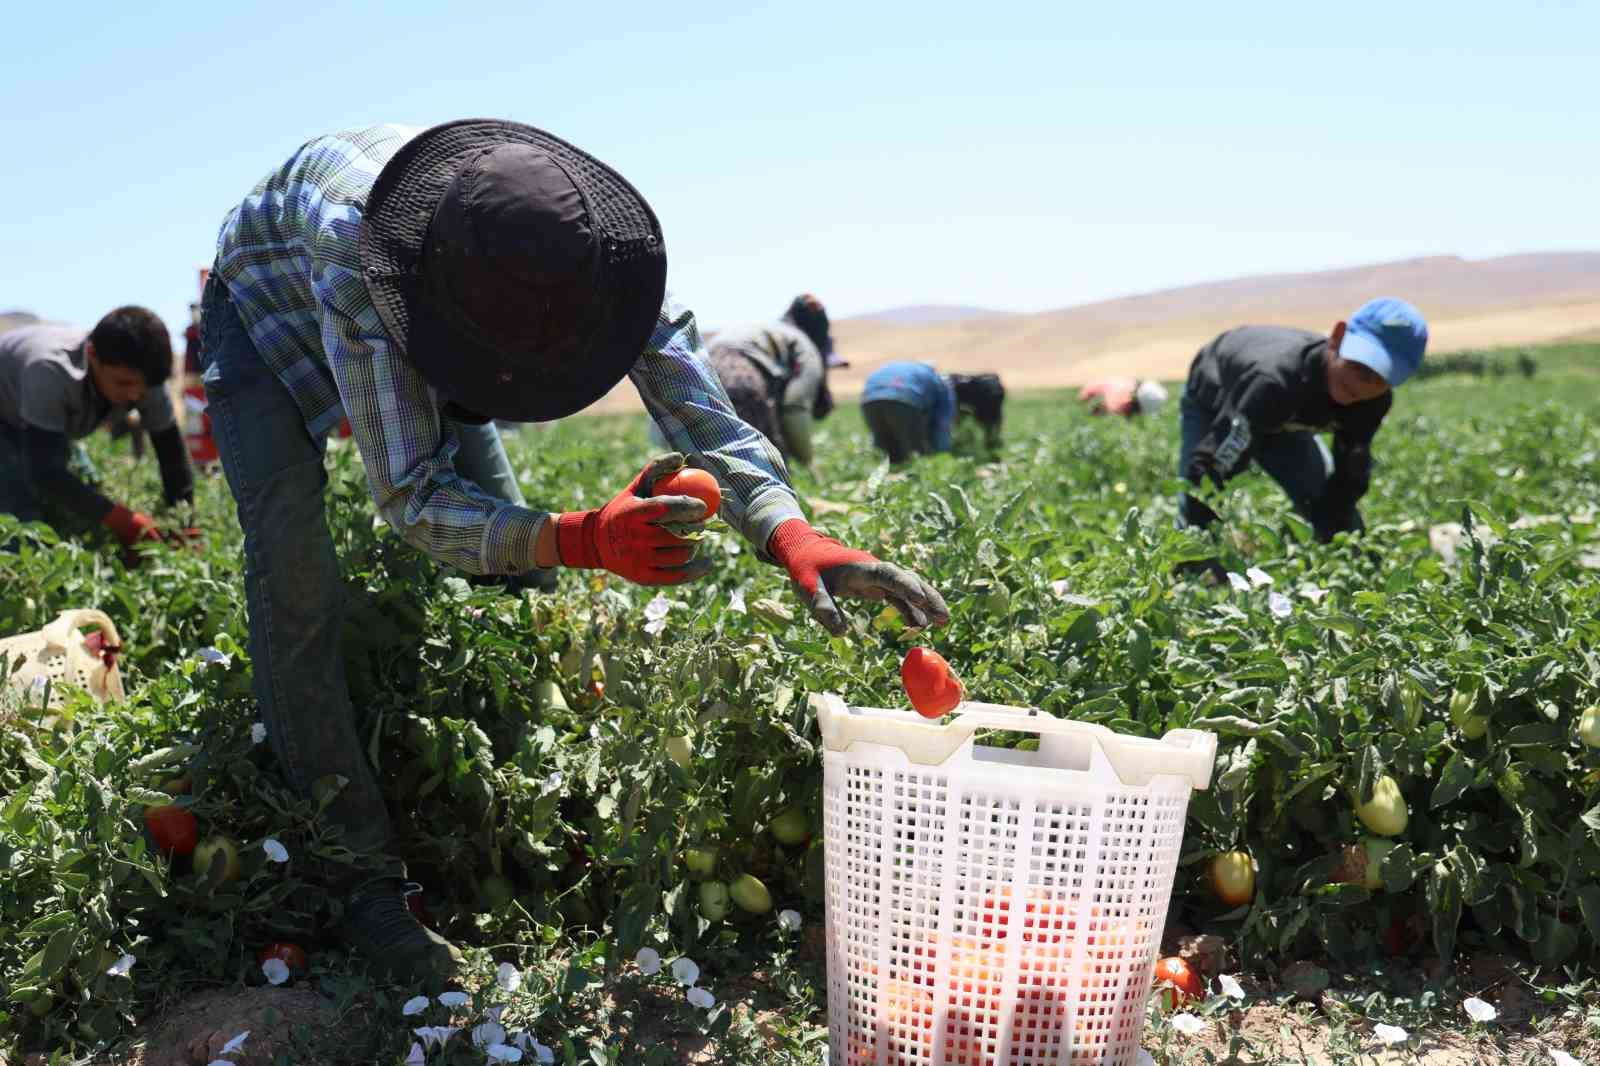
xmin=665 ymin=735 xmax=694 ymax=769
xmin=1353 ymin=775 xmax=1409 ymax=837
xmin=193 ymin=834 xmax=242 ymax=886
xmin=683 ymin=847 xmax=718 ymax=879
xmin=1449 ymin=687 xmax=1488 ymax=740
xmin=769 ymin=807 xmax=810 ymax=847
xmin=729 ymin=873 xmax=773 ymax=915
xmin=698 ymin=881 xmax=731 ymax=922
xmin=535 ymin=678 xmax=569 ymax=711
xmin=1579 ymin=706 xmax=1600 ymax=748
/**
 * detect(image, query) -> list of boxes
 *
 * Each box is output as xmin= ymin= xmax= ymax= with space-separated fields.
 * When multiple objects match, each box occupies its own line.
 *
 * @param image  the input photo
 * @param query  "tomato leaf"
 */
xmin=1431 ymin=752 xmax=1475 ymax=809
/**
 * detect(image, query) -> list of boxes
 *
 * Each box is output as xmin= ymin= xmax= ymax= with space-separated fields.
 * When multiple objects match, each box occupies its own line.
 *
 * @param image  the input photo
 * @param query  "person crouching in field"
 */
xmin=701 ymin=294 xmax=837 ymax=466
xmin=1078 ymin=376 xmax=1168 ymax=417
xmin=0 ymin=310 xmax=195 ymax=554
xmin=203 ymin=119 xmax=950 ymax=984
xmin=1178 ymin=298 xmax=1428 ymax=543
xmin=861 ymin=361 xmax=1006 ymax=462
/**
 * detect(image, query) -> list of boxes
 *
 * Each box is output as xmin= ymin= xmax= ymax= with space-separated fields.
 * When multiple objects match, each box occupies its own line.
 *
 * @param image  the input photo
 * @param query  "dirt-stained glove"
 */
xmin=1185 ymin=447 xmax=1226 ymax=492
xmin=102 ymin=504 xmax=162 ymax=547
xmin=555 ymin=454 xmax=711 ymax=586
xmin=767 ymin=518 xmax=950 ymax=636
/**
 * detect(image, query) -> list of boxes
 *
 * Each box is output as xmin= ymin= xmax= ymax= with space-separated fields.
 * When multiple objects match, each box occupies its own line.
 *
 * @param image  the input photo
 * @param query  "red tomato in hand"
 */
xmin=1153 ymin=956 xmax=1204 ymax=1008
xmin=258 ymin=942 xmax=309 ymax=977
xmin=652 ymin=468 xmax=721 ymax=518
xmin=144 ymin=804 xmax=198 ymax=856
xmin=901 ymin=647 xmax=964 ymax=718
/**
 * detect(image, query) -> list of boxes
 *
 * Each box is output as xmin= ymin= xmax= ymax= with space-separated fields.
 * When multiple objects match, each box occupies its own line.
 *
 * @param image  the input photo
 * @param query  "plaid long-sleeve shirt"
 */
xmin=213 ymin=124 xmax=802 ymax=575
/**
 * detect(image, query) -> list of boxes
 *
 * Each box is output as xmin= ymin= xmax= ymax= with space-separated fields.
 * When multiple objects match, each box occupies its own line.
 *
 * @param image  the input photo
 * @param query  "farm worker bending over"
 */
xmin=1178 ymin=298 xmax=1428 ymax=542
xmin=703 ymin=294 xmax=837 ymax=465
xmin=861 ymin=362 xmax=1006 ymax=461
xmin=951 ymin=372 xmax=1007 ymax=450
xmin=0 ymin=310 xmax=195 ymax=550
xmin=203 ymin=119 xmax=949 ymax=984
xmin=1078 ymin=377 xmax=1168 ymax=417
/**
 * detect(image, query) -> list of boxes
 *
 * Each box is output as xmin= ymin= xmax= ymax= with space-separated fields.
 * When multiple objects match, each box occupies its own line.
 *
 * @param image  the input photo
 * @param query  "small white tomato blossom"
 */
xmin=635 ymin=947 xmax=662 ymax=975
xmin=671 ymin=957 xmax=700 ymax=986
xmin=261 ymin=958 xmax=289 ymax=985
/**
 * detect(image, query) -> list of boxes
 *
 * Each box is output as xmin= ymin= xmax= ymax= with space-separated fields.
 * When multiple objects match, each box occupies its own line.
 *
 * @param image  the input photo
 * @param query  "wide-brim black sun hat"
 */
xmin=360 ymin=118 xmax=667 ymax=422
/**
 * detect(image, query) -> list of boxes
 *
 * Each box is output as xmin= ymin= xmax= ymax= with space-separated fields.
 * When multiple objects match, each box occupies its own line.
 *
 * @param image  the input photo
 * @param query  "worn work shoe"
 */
xmin=343 ymin=879 xmax=462 ymax=985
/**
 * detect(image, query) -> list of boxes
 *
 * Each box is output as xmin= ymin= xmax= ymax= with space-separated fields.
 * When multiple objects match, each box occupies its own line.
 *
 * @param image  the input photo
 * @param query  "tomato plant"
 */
xmin=6 ymin=339 xmax=1600 ymax=1057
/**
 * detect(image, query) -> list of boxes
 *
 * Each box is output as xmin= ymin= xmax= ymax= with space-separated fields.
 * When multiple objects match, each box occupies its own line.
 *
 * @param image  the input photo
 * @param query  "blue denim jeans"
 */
xmin=1177 ymin=397 xmax=1334 ymax=528
xmin=0 ymin=424 xmax=42 ymax=524
xmin=199 ymin=279 xmax=527 ymax=860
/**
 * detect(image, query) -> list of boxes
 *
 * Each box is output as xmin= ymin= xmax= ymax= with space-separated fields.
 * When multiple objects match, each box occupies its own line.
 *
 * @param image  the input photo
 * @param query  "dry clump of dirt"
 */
xmin=1169 ymin=1001 xmax=1594 ymax=1065
xmin=87 ymin=987 xmax=335 ymax=1066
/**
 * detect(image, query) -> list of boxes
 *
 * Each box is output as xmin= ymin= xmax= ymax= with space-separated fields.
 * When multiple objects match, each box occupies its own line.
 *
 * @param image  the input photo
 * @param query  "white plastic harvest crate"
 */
xmin=814 ymin=693 xmax=1217 ymax=1066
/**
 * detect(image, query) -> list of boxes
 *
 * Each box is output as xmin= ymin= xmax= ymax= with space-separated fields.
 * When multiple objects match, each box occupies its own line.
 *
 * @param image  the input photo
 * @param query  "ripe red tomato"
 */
xmin=1153 ymin=956 xmax=1204 ymax=1008
xmin=258 ymin=942 xmax=309 ymax=977
xmin=652 ymin=468 xmax=721 ymax=518
xmin=901 ymin=647 xmax=964 ymax=718
xmin=144 ymin=804 xmax=198 ymax=856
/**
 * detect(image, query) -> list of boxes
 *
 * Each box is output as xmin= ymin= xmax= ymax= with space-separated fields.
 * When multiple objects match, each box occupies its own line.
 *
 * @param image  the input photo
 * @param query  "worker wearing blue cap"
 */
xmin=1177 ymin=297 xmax=1429 ymax=543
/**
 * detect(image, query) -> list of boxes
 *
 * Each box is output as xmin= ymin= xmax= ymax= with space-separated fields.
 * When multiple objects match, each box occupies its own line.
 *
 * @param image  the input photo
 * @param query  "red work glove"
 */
xmin=555 ymin=454 xmax=713 ymax=586
xmin=767 ymin=518 xmax=950 ymax=636
xmin=102 ymin=505 xmax=162 ymax=547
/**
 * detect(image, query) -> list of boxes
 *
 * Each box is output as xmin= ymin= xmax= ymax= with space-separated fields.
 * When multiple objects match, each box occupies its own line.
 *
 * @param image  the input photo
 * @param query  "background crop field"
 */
xmin=4 ymin=339 xmax=1600 ymax=1065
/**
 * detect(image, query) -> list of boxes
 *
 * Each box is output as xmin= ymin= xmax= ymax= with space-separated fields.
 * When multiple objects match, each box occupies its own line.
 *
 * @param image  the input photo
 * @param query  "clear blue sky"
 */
xmin=2 ymin=0 xmax=1595 ymax=344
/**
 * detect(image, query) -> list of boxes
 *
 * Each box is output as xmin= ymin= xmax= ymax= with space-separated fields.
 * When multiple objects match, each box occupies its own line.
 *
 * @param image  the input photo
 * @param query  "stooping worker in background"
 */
xmin=0 ymin=310 xmax=195 ymax=553
xmin=702 ymin=293 xmax=837 ymax=466
xmin=860 ymin=361 xmax=1006 ymax=462
xmin=1077 ymin=376 xmax=1168 ymax=417
xmin=1178 ymin=297 xmax=1428 ymax=543
xmin=950 ymin=372 xmax=1007 ymax=451
xmin=203 ymin=119 xmax=950 ymax=984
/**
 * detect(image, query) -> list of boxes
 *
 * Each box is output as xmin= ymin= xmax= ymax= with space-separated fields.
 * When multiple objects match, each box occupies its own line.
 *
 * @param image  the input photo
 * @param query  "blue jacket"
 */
xmin=862 ymin=362 xmax=956 ymax=453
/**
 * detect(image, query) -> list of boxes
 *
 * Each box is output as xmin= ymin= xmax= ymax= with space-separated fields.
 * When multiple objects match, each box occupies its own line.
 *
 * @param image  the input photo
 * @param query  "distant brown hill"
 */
xmin=825 ymin=252 xmax=1600 ymax=394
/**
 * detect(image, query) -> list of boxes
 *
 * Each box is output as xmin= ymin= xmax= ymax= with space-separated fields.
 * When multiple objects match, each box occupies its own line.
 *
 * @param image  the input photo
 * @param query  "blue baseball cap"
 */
xmin=1340 ymin=297 xmax=1428 ymax=386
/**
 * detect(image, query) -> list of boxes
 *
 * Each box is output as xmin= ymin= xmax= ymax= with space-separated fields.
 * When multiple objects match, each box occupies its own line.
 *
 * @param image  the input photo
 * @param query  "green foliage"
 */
xmin=3 ymin=339 xmax=1600 ymax=1058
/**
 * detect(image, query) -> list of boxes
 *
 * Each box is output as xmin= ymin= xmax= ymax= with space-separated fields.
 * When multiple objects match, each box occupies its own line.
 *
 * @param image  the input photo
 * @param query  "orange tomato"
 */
xmin=652 ymin=467 xmax=721 ymax=518
xmin=901 ymin=647 xmax=964 ymax=718
xmin=1153 ymin=956 xmax=1203 ymax=1009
